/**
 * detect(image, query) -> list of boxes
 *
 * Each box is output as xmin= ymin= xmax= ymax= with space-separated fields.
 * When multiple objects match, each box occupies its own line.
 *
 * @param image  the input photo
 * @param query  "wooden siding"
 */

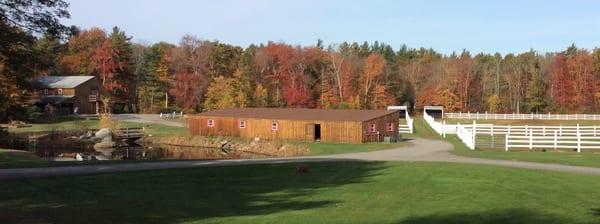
xmin=189 ymin=111 xmax=399 ymax=143
xmin=361 ymin=112 xmax=400 ymax=142
xmin=73 ymin=78 xmax=98 ymax=114
xmin=189 ymin=116 xmax=365 ymax=143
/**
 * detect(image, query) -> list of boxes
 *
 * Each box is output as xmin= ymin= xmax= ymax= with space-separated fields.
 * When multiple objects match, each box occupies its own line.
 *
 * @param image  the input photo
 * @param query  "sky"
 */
xmin=64 ymin=0 xmax=600 ymax=55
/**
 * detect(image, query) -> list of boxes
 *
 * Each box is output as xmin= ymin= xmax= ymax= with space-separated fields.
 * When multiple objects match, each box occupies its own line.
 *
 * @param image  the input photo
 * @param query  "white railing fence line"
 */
xmin=461 ymin=123 xmax=600 ymax=136
xmin=505 ymin=131 xmax=600 ymax=152
xmin=445 ymin=112 xmax=600 ymax=120
xmin=160 ymin=111 xmax=184 ymax=119
xmin=423 ymin=111 xmax=475 ymax=150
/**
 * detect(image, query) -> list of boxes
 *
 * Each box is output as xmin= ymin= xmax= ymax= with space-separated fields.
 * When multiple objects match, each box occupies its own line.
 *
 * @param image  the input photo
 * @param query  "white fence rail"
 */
xmin=423 ymin=111 xmax=475 ymax=150
xmin=456 ymin=123 xmax=475 ymax=150
xmin=506 ymin=132 xmax=600 ymax=152
xmin=446 ymin=112 xmax=600 ymax=120
xmin=461 ymin=123 xmax=600 ymax=136
xmin=160 ymin=111 xmax=184 ymax=119
xmin=398 ymin=114 xmax=414 ymax=134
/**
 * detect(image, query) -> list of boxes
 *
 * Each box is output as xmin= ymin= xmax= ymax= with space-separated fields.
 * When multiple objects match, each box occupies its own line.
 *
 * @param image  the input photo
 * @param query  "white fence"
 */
xmin=456 ymin=123 xmax=475 ymax=150
xmin=445 ymin=112 xmax=600 ymax=120
xmin=160 ymin=111 xmax=184 ymax=119
xmin=506 ymin=132 xmax=600 ymax=152
xmin=423 ymin=111 xmax=475 ymax=150
xmin=462 ymin=123 xmax=600 ymax=136
xmin=398 ymin=114 xmax=414 ymax=134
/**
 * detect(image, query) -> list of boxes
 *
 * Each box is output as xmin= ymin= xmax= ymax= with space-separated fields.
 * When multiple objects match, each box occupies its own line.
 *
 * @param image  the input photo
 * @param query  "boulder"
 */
xmin=94 ymin=128 xmax=112 ymax=141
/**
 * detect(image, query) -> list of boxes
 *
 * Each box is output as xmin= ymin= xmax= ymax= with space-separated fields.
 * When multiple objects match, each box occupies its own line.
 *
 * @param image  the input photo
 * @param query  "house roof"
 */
xmin=196 ymin=108 xmax=398 ymax=122
xmin=34 ymin=76 xmax=95 ymax=88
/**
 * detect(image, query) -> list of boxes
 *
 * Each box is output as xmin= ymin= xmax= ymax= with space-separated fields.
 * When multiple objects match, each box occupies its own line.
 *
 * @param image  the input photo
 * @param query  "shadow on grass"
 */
xmin=590 ymin=208 xmax=600 ymax=217
xmin=397 ymin=209 xmax=579 ymax=224
xmin=0 ymin=161 xmax=386 ymax=224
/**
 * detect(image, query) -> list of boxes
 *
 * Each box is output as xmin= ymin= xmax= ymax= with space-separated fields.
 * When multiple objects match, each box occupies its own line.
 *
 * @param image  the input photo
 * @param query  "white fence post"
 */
xmin=472 ymin=120 xmax=476 ymax=149
xmin=490 ymin=124 xmax=494 ymax=136
xmin=442 ymin=120 xmax=446 ymax=138
xmin=553 ymin=130 xmax=557 ymax=151
xmin=577 ymin=132 xmax=581 ymax=153
xmin=559 ymin=125 xmax=562 ymax=136
xmin=543 ymin=125 xmax=546 ymax=136
xmin=529 ymin=130 xmax=533 ymax=151
xmin=505 ymin=134 xmax=509 ymax=151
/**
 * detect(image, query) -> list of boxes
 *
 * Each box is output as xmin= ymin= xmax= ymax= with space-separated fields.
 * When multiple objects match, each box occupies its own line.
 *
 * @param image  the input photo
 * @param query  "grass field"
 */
xmin=307 ymin=141 xmax=409 ymax=155
xmin=0 ymin=149 xmax=44 ymax=168
xmin=1 ymin=161 xmax=599 ymax=224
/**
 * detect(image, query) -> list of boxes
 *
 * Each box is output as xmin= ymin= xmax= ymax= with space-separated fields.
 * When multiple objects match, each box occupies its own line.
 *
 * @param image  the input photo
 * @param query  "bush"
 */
xmin=25 ymin=106 xmax=42 ymax=122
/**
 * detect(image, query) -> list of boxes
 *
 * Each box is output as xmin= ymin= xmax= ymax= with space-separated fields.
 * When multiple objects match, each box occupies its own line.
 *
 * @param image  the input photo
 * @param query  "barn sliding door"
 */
xmin=305 ymin=123 xmax=315 ymax=141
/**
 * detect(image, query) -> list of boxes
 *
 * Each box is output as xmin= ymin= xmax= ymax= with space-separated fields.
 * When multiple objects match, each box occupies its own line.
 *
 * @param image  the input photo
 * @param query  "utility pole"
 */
xmin=165 ymin=92 xmax=168 ymax=109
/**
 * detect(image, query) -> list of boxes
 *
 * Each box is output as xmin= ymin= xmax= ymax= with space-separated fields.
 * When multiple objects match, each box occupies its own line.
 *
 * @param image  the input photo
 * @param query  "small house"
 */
xmin=32 ymin=76 xmax=100 ymax=114
xmin=188 ymin=108 xmax=400 ymax=143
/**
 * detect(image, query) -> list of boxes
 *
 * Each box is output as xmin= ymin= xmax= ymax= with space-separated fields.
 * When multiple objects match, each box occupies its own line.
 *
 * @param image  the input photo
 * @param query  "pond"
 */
xmin=0 ymin=131 xmax=271 ymax=161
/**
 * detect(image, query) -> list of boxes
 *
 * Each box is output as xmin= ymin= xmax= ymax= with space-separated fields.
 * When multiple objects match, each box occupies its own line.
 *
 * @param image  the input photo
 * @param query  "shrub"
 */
xmin=25 ymin=106 xmax=42 ymax=122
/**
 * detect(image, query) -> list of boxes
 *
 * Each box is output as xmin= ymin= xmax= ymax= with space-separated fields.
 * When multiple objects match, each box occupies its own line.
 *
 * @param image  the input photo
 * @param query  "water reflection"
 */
xmin=0 ymin=134 xmax=257 ymax=161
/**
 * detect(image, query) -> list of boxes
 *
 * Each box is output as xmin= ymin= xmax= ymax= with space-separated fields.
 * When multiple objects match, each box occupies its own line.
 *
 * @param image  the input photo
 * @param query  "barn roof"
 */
xmin=34 ymin=76 xmax=95 ymax=88
xmin=197 ymin=108 xmax=398 ymax=122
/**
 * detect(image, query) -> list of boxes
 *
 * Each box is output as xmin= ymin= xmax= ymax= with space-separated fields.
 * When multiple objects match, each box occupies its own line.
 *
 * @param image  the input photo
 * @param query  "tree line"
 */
xmin=2 ymin=1 xmax=600 ymax=120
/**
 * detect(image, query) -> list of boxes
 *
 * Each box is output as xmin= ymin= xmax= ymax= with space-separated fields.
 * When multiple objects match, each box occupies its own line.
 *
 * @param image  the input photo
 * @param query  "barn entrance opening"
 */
xmin=423 ymin=106 xmax=444 ymax=119
xmin=314 ymin=124 xmax=321 ymax=141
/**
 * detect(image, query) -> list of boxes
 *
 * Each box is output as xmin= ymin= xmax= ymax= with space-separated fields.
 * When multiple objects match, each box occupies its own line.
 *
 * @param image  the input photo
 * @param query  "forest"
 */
xmin=2 ymin=0 xmax=600 ymax=120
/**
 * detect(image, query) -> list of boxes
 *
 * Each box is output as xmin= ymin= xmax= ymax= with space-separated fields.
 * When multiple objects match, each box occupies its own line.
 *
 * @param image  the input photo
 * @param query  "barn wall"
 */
xmin=188 ymin=116 xmax=364 ymax=143
xmin=73 ymin=78 xmax=99 ymax=114
xmin=361 ymin=112 xmax=400 ymax=142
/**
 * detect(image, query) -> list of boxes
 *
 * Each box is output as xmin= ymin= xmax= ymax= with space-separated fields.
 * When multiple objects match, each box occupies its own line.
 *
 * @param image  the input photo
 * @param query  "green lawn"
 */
xmin=308 ymin=141 xmax=409 ymax=156
xmin=0 ymin=149 xmax=44 ymax=168
xmin=1 ymin=161 xmax=599 ymax=224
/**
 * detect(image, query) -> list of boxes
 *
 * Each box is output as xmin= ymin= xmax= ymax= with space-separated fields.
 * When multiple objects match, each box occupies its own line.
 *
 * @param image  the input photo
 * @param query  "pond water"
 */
xmin=0 ymin=132 xmax=267 ymax=161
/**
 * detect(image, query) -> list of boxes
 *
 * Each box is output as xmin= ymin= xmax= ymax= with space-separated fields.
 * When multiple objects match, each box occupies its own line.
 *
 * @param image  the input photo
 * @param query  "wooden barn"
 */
xmin=188 ymin=108 xmax=400 ymax=143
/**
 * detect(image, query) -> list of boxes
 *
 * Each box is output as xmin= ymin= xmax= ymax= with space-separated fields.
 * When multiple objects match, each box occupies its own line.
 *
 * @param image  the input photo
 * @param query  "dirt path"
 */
xmin=1 ymin=138 xmax=600 ymax=180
